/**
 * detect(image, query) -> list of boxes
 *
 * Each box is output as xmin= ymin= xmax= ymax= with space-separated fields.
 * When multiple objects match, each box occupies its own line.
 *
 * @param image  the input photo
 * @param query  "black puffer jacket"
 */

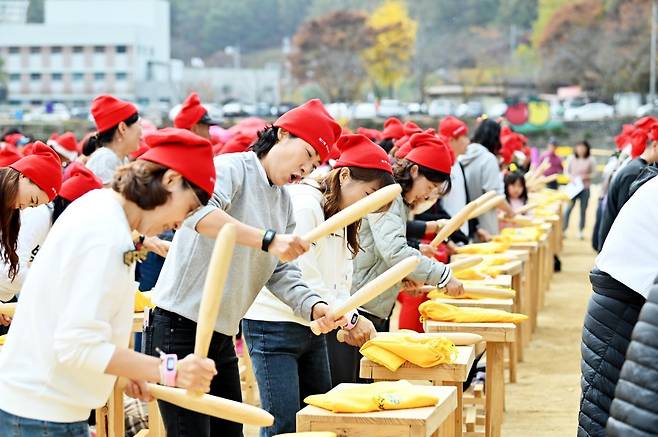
xmin=608 ymin=282 xmax=658 ymax=436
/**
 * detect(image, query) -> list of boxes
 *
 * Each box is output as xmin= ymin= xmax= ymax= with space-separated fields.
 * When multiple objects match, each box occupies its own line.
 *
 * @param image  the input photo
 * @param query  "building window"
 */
xmin=94 ymin=72 xmax=106 ymax=80
xmin=30 ymin=73 xmax=42 ymax=81
xmin=72 ymin=46 xmax=84 ymax=53
xmin=93 ymin=46 xmax=105 ymax=53
xmin=115 ymin=72 xmax=127 ymax=81
xmin=9 ymin=74 xmax=20 ymax=81
xmin=116 ymin=45 xmax=127 ymax=54
xmin=51 ymin=46 xmax=63 ymax=54
xmin=72 ymin=73 xmax=84 ymax=81
xmin=51 ymin=73 xmax=63 ymax=81
xmin=8 ymin=47 xmax=19 ymax=54
xmin=29 ymin=47 xmax=40 ymax=54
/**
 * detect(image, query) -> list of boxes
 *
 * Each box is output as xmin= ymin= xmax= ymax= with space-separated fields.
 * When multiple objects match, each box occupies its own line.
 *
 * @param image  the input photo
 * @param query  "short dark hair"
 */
xmin=471 ymin=119 xmax=501 ymax=155
xmin=377 ymin=138 xmax=395 ymax=154
xmin=83 ymin=112 xmax=140 ymax=156
xmin=112 ymin=160 xmax=210 ymax=210
xmin=250 ymin=125 xmax=298 ymax=158
xmin=392 ymin=159 xmax=451 ymax=201
xmin=574 ymin=140 xmax=591 ymax=158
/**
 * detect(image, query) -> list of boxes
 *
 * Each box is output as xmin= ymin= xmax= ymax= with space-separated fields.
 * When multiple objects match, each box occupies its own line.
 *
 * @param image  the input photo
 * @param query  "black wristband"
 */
xmin=261 ymin=229 xmax=276 ymax=252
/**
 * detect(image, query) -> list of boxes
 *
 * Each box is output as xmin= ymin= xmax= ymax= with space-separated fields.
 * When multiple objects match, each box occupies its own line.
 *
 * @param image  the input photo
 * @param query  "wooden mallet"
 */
xmin=421 ymin=284 xmax=515 ymax=299
xmin=337 ymin=328 xmax=484 ymax=345
xmin=429 ymin=201 xmax=480 ymax=248
xmin=309 ymin=256 xmax=421 ymax=335
xmin=447 ymin=256 xmax=483 ymax=272
xmin=145 ymin=224 xmax=274 ymax=426
xmin=0 ymin=303 xmax=16 ymax=317
xmin=303 ymin=184 xmax=401 ymax=243
xmin=470 ymin=190 xmax=498 ymax=207
xmin=468 ymin=194 xmax=506 ymax=220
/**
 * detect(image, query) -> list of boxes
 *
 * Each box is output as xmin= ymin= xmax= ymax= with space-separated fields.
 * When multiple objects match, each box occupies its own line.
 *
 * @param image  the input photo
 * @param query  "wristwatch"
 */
xmin=261 ymin=229 xmax=277 ymax=252
xmin=159 ymin=353 xmax=178 ymax=387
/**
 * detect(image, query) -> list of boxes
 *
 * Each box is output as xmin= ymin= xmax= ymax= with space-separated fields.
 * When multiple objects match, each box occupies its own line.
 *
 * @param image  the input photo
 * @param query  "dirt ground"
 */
xmin=245 ymin=192 xmax=597 ymax=437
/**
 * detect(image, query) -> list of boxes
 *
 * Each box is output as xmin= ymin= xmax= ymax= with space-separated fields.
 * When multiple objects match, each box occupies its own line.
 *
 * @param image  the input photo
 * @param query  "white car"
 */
xmin=352 ymin=102 xmax=377 ymax=119
xmin=428 ymin=99 xmax=455 ymax=117
xmin=563 ymin=102 xmax=614 ymax=121
xmin=377 ymin=99 xmax=408 ymax=118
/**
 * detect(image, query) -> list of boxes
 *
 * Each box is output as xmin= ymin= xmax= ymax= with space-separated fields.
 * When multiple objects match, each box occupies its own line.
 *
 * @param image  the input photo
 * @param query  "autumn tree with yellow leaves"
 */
xmin=361 ymin=0 xmax=417 ymax=98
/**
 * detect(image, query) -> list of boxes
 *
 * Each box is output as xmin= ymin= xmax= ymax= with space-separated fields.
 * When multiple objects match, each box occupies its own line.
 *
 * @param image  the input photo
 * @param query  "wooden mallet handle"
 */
xmin=468 ymin=195 xmax=505 ymax=220
xmin=310 ymin=256 xmax=420 ymax=335
xmin=303 ymin=184 xmax=401 ymax=243
xmin=471 ymin=190 xmax=498 ymax=207
xmin=146 ymin=384 xmax=273 ymax=426
xmin=0 ymin=303 xmax=16 ymax=317
xmin=418 ymin=284 xmax=515 ymax=299
xmin=337 ymin=330 xmax=483 ymax=345
xmin=514 ymin=202 xmax=539 ymax=216
xmin=447 ymin=256 xmax=483 ymax=272
xmin=430 ymin=202 xmax=480 ymax=248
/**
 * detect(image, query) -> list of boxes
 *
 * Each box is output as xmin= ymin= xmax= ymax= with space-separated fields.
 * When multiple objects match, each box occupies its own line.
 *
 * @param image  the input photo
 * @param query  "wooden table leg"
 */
xmin=436 ymin=409 xmax=455 ymax=437
xmin=148 ymin=401 xmax=165 ymax=437
xmin=95 ymin=406 xmax=108 ymax=437
xmin=442 ymin=381 xmax=463 ymax=437
xmin=507 ymin=343 xmax=517 ymax=384
xmin=512 ymin=272 xmax=525 ymax=362
xmin=485 ymin=342 xmax=505 ymax=437
xmin=529 ymin=251 xmax=539 ymax=332
xmin=107 ymin=383 xmax=124 ymax=437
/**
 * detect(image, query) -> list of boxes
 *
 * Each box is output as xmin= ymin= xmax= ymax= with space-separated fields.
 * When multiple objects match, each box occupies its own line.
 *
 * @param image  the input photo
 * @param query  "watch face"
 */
xmin=166 ymin=357 xmax=176 ymax=371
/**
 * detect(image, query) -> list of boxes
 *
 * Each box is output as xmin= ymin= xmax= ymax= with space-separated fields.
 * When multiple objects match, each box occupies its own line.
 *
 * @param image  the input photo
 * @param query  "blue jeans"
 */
xmin=0 ymin=408 xmax=89 ymax=436
xmin=564 ymin=187 xmax=591 ymax=232
xmin=242 ymin=319 xmax=332 ymax=437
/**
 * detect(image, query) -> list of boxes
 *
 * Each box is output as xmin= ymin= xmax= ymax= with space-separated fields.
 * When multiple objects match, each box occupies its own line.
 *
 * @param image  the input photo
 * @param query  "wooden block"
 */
xmin=423 ymin=321 xmax=517 ymax=343
xmin=359 ymin=345 xmax=475 ymax=383
xmin=296 ymin=384 xmax=457 ymax=437
xmin=465 ymin=407 xmax=477 ymax=432
xmin=432 ymin=298 xmax=514 ymax=312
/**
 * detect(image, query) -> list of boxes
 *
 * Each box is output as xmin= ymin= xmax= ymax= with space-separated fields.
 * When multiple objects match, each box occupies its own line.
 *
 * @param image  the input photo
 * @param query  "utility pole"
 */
xmin=650 ymin=0 xmax=657 ymax=104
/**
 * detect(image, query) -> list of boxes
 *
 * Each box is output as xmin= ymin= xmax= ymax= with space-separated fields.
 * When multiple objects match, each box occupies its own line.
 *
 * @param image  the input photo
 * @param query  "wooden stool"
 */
xmin=296 ymin=384 xmax=457 ymax=437
xmin=424 ymin=321 xmax=516 ymax=437
xmin=360 ymin=344 xmax=475 ymax=437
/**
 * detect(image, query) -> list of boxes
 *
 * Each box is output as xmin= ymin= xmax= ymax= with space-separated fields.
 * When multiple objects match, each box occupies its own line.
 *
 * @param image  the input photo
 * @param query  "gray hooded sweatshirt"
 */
xmin=459 ymin=143 xmax=504 ymax=235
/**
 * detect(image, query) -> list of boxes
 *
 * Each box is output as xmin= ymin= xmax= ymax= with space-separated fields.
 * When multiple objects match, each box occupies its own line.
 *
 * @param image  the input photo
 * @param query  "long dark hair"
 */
xmin=83 ymin=112 xmax=140 ymax=156
xmin=504 ymin=171 xmax=528 ymax=203
xmin=574 ymin=140 xmax=591 ymax=158
xmin=392 ymin=159 xmax=451 ymax=202
xmin=318 ymin=167 xmax=395 ymax=256
xmin=112 ymin=160 xmax=210 ymax=209
xmin=250 ymin=125 xmax=298 ymax=158
xmin=471 ymin=119 xmax=502 ymax=155
xmin=0 ymin=168 xmax=21 ymax=280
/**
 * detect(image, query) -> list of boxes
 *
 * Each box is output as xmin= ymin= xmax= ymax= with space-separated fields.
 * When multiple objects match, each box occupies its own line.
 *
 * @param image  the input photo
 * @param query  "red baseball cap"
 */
xmin=0 ymin=143 xmax=22 ymax=167
xmin=381 ymin=117 xmax=405 ymax=140
xmin=174 ymin=92 xmax=219 ymax=129
xmin=10 ymin=142 xmax=62 ymax=201
xmin=405 ymin=131 xmax=453 ymax=174
xmin=58 ymin=162 xmax=103 ymax=202
xmin=142 ymin=128 xmax=215 ymax=197
xmin=334 ymin=134 xmax=393 ymax=174
xmin=274 ymin=99 xmax=341 ymax=162
xmin=91 ymin=94 xmax=138 ymax=133
xmin=439 ymin=116 xmax=469 ymax=140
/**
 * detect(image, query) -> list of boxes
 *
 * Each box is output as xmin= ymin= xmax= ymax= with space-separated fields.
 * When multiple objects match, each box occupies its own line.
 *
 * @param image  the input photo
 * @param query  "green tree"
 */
xmin=362 ymin=0 xmax=417 ymax=98
xmin=289 ymin=10 xmax=376 ymax=102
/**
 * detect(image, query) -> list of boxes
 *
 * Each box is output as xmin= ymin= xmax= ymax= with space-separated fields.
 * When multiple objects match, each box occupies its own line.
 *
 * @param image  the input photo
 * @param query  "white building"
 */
xmin=0 ymin=0 xmax=176 ymax=107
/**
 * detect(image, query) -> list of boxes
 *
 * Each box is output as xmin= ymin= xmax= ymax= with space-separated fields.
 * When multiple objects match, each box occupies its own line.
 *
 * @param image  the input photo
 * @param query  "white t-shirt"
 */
xmin=596 ymin=175 xmax=658 ymax=298
xmin=244 ymin=181 xmax=353 ymax=326
xmin=440 ymin=161 xmax=468 ymax=235
xmin=86 ymin=147 xmax=128 ymax=185
xmin=0 ymin=204 xmax=52 ymax=302
xmin=0 ymin=189 xmax=138 ymax=422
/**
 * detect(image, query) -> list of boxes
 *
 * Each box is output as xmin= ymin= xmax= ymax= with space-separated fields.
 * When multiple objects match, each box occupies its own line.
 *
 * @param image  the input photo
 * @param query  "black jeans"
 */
xmin=144 ymin=308 xmax=243 ymax=437
xmin=326 ymin=311 xmax=390 ymax=386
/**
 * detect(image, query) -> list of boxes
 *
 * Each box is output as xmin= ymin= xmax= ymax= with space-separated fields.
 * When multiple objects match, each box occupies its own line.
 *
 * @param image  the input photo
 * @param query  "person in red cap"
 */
xmin=174 ymin=92 xmax=220 ymax=141
xmin=47 ymin=131 xmax=79 ymax=164
xmin=379 ymin=117 xmax=405 ymax=153
xmin=0 ymin=143 xmax=22 ymax=168
xmin=216 ymin=131 xmax=254 ymax=155
xmin=145 ymin=99 xmax=345 ymax=437
xmin=0 ymin=128 xmax=218 ymax=434
xmin=0 ymin=162 xmax=102 ymax=310
xmin=242 ymin=134 xmax=395 ymax=435
xmin=86 ymin=94 xmax=142 ymax=185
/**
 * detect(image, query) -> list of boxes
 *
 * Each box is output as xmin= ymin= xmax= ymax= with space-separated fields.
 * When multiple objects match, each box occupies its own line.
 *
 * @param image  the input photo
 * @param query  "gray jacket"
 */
xmin=460 ymin=143 xmax=504 ymax=235
xmin=153 ymin=152 xmax=323 ymax=335
xmin=352 ymin=195 xmax=452 ymax=319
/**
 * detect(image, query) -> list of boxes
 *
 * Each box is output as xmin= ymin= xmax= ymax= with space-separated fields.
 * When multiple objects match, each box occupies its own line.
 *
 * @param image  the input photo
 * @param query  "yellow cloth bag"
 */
xmin=360 ymin=334 xmax=456 ymax=372
xmin=427 ymin=284 xmax=514 ymax=300
xmin=304 ymin=380 xmax=439 ymax=413
xmin=455 ymin=241 xmax=510 ymax=255
xmin=454 ymin=269 xmax=488 ymax=280
xmin=419 ymin=301 xmax=527 ymax=324
xmin=134 ymin=291 xmax=154 ymax=313
xmin=0 ymin=334 xmax=5 ymax=346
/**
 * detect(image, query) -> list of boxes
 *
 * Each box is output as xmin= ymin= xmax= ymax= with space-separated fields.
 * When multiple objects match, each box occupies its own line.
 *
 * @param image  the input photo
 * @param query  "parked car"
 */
xmin=270 ymin=102 xmax=296 ymax=117
xmin=326 ymin=103 xmax=351 ymax=120
xmin=222 ymin=101 xmax=248 ymax=117
xmin=563 ymin=102 xmax=614 ymax=121
xmin=456 ymin=101 xmax=484 ymax=118
xmin=23 ymin=103 xmax=71 ymax=122
xmin=377 ymin=99 xmax=408 ymax=118
xmin=352 ymin=102 xmax=377 ymax=119
xmin=428 ymin=99 xmax=455 ymax=117
xmin=406 ymin=102 xmax=426 ymax=115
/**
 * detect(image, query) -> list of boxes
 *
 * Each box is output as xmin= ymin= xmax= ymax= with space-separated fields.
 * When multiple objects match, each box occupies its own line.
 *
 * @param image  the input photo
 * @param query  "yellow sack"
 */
xmin=454 ymin=269 xmax=487 ymax=281
xmin=134 ymin=291 xmax=154 ymax=313
xmin=304 ymin=380 xmax=439 ymax=413
xmin=455 ymin=241 xmax=510 ymax=255
xmin=481 ymin=256 xmax=512 ymax=266
xmin=419 ymin=301 xmax=527 ymax=324
xmin=0 ymin=334 xmax=5 ymax=346
xmin=360 ymin=334 xmax=456 ymax=372
xmin=427 ymin=283 xmax=514 ymax=301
